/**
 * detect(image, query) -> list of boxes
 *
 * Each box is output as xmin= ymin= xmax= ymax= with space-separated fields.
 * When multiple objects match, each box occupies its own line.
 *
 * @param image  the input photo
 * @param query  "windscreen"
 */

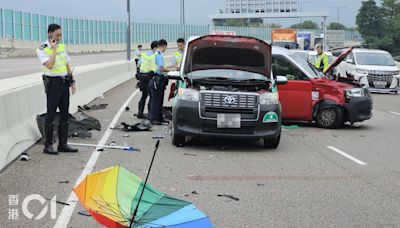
xmin=355 ymin=52 xmax=395 ymax=66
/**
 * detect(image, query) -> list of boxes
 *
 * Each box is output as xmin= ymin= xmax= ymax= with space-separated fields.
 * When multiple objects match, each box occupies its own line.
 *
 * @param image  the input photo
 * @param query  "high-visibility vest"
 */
xmin=174 ymin=50 xmax=183 ymax=66
xmin=40 ymin=43 xmax=68 ymax=76
xmin=314 ymin=52 xmax=329 ymax=73
xmin=140 ymin=51 xmax=158 ymax=73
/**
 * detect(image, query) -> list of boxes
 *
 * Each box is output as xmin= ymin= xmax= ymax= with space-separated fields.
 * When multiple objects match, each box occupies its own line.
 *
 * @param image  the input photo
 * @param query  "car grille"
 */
xmin=367 ymin=70 xmax=395 ymax=88
xmin=200 ymin=92 xmax=259 ymax=120
xmin=202 ymin=92 xmax=258 ymax=109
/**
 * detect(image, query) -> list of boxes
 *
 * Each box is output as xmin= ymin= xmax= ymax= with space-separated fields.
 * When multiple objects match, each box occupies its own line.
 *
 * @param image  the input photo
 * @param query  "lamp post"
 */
xmin=127 ymin=0 xmax=131 ymax=61
xmin=180 ymin=0 xmax=186 ymax=39
xmin=330 ymin=6 xmax=346 ymax=24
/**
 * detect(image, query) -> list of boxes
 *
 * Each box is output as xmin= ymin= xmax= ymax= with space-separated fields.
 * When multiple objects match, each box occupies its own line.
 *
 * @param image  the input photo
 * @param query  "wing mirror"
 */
xmin=167 ymin=71 xmax=183 ymax=80
xmin=276 ymin=75 xmax=288 ymax=85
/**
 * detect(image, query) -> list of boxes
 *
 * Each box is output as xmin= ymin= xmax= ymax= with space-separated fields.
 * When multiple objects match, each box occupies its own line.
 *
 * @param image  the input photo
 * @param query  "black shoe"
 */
xmin=43 ymin=123 xmax=58 ymax=155
xmin=150 ymin=120 xmax=162 ymax=125
xmin=43 ymin=145 xmax=58 ymax=155
xmin=58 ymin=144 xmax=78 ymax=153
xmin=136 ymin=113 xmax=146 ymax=119
xmin=161 ymin=119 xmax=169 ymax=124
xmin=57 ymin=122 xmax=78 ymax=153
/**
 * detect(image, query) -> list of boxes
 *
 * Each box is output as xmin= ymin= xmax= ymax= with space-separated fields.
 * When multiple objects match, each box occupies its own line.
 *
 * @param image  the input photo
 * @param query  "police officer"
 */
xmin=36 ymin=24 xmax=78 ymax=155
xmin=171 ymin=38 xmax=185 ymax=69
xmin=314 ymin=43 xmax=330 ymax=74
xmin=148 ymin=39 xmax=173 ymax=125
xmin=136 ymin=41 xmax=158 ymax=119
xmin=134 ymin=44 xmax=143 ymax=72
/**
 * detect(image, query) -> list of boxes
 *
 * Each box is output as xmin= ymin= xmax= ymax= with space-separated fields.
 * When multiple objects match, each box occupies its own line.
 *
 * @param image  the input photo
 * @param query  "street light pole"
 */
xmin=180 ymin=0 xmax=186 ymax=39
xmin=330 ymin=6 xmax=346 ymax=24
xmin=127 ymin=0 xmax=131 ymax=61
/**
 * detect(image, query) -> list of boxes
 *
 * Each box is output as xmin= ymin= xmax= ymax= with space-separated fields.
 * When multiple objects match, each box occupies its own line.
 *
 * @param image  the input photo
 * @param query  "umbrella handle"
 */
xmin=129 ymin=140 xmax=160 ymax=228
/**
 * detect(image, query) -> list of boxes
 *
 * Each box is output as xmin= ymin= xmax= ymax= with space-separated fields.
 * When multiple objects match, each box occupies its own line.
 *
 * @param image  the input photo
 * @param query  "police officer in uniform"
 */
xmin=134 ymin=44 xmax=143 ymax=72
xmin=148 ymin=39 xmax=173 ymax=125
xmin=36 ymin=24 xmax=78 ymax=155
xmin=314 ymin=43 xmax=330 ymax=74
xmin=171 ymin=38 xmax=185 ymax=69
xmin=136 ymin=41 xmax=158 ymax=119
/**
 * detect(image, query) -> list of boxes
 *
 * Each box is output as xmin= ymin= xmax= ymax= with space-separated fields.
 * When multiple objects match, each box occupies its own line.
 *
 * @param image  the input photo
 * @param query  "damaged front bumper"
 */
xmin=344 ymin=94 xmax=373 ymax=124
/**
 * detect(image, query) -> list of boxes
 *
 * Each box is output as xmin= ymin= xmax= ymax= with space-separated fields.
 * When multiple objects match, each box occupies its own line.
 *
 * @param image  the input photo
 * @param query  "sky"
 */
xmin=0 ymin=0 xmax=364 ymax=27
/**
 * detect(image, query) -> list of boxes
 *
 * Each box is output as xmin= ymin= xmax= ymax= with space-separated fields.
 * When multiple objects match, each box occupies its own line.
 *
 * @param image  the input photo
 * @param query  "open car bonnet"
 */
xmin=325 ymin=47 xmax=353 ymax=77
xmin=183 ymin=35 xmax=272 ymax=78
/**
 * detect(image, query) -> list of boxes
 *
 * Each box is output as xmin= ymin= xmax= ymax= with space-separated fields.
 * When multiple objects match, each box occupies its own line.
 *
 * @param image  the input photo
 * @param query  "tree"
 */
xmin=264 ymin=23 xmax=282 ymax=28
xmin=328 ymin=22 xmax=347 ymax=30
xmin=356 ymin=0 xmax=400 ymax=54
xmin=290 ymin=20 xmax=319 ymax=29
xmin=356 ymin=0 xmax=387 ymax=48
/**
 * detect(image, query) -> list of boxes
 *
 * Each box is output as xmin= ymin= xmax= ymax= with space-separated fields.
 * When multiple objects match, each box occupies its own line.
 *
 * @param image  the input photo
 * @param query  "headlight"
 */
xmin=345 ymin=88 xmax=365 ymax=98
xmin=356 ymin=69 xmax=368 ymax=74
xmin=259 ymin=92 xmax=279 ymax=105
xmin=177 ymin=88 xmax=199 ymax=101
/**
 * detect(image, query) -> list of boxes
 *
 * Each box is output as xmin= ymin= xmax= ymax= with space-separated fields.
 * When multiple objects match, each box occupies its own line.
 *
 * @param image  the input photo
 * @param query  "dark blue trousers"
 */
xmin=44 ymin=77 xmax=70 ymax=124
xmin=148 ymin=76 xmax=166 ymax=122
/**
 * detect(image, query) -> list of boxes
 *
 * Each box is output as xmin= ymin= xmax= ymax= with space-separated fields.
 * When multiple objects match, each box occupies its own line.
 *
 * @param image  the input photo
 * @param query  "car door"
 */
xmin=273 ymin=55 xmax=313 ymax=120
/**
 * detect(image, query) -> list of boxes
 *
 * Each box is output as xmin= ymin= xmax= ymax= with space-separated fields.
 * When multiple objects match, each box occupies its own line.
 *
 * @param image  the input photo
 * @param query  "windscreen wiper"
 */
xmin=306 ymin=61 xmax=322 ymax=76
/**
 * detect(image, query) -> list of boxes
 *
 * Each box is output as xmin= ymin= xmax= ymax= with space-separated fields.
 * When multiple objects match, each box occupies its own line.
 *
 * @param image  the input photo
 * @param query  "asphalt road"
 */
xmin=0 ymin=50 xmax=176 ymax=79
xmin=0 ymin=79 xmax=400 ymax=228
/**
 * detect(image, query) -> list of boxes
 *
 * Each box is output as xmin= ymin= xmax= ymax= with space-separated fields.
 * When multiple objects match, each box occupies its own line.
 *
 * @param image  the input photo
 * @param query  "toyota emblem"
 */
xmin=223 ymin=95 xmax=236 ymax=104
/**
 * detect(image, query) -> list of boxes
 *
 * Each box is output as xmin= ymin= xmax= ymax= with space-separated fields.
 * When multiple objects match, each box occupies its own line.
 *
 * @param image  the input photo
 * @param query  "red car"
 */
xmin=273 ymin=47 xmax=373 ymax=128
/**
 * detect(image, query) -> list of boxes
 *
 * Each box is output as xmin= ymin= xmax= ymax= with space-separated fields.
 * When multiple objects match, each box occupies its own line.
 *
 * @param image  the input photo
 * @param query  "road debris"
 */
xmin=20 ymin=153 xmax=31 ymax=161
xmin=217 ymin=194 xmax=239 ymax=201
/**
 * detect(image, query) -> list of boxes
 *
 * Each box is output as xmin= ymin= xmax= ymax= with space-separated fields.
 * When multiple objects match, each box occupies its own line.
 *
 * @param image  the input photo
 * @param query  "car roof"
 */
xmin=353 ymin=48 xmax=390 ymax=54
xmin=187 ymin=36 xmax=201 ymax=43
xmin=271 ymin=46 xmax=293 ymax=55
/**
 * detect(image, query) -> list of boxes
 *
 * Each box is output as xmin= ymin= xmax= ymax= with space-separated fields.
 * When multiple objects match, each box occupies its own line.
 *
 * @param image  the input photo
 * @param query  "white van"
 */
xmin=336 ymin=48 xmax=400 ymax=94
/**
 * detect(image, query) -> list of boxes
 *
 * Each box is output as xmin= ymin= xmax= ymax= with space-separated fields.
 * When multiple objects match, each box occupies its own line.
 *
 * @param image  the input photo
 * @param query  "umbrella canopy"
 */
xmin=73 ymin=165 xmax=213 ymax=228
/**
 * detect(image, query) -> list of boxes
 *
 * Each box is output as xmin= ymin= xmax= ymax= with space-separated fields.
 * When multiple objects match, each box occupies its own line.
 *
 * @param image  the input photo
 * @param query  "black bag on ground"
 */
xmin=36 ymin=110 xmax=101 ymax=139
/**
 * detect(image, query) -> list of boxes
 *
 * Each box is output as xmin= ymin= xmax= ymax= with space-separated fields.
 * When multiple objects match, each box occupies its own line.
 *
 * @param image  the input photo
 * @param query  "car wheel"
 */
xmin=171 ymin=125 xmax=185 ymax=147
xmin=263 ymin=130 xmax=281 ymax=149
xmin=316 ymin=106 xmax=343 ymax=129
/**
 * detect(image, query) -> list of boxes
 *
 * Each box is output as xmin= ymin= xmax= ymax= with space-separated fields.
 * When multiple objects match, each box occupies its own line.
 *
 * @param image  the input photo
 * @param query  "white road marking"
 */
xmin=327 ymin=146 xmax=367 ymax=166
xmin=54 ymin=89 xmax=140 ymax=228
xmin=389 ymin=111 xmax=400 ymax=116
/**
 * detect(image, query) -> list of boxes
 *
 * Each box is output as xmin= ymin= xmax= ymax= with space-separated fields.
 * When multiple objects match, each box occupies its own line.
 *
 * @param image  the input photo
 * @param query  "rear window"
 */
xmin=192 ymin=47 xmax=265 ymax=68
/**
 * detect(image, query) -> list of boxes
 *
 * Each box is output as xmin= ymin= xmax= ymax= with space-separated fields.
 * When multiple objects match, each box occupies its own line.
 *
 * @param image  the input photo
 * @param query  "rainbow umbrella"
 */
xmin=73 ymin=141 xmax=213 ymax=228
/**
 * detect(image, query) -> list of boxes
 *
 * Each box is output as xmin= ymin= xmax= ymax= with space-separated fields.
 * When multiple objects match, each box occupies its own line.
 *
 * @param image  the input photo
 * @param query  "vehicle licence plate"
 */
xmin=373 ymin=81 xmax=386 ymax=87
xmin=217 ymin=114 xmax=241 ymax=128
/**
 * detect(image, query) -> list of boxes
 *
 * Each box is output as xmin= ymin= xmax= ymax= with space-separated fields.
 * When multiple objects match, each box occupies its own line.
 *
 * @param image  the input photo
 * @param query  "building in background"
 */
xmin=224 ymin=0 xmax=299 ymax=14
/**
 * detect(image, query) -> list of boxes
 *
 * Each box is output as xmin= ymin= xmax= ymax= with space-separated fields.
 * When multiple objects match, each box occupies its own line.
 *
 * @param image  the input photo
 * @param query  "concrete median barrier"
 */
xmin=0 ymin=60 xmax=135 ymax=171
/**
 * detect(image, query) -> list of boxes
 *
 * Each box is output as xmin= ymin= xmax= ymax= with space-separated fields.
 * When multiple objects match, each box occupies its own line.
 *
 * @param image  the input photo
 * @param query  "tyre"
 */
xmin=171 ymin=125 xmax=185 ymax=147
xmin=263 ymin=130 xmax=281 ymax=149
xmin=316 ymin=106 xmax=343 ymax=129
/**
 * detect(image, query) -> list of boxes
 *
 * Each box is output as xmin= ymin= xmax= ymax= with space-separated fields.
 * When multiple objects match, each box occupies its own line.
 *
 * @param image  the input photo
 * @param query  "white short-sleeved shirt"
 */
xmin=37 ymin=40 xmax=71 ymax=66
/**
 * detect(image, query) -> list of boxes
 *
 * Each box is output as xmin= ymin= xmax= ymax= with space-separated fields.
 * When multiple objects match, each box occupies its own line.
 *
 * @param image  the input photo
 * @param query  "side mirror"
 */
xmin=167 ymin=71 xmax=183 ymax=80
xmin=346 ymin=59 xmax=354 ymax=64
xmin=276 ymin=75 xmax=288 ymax=85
